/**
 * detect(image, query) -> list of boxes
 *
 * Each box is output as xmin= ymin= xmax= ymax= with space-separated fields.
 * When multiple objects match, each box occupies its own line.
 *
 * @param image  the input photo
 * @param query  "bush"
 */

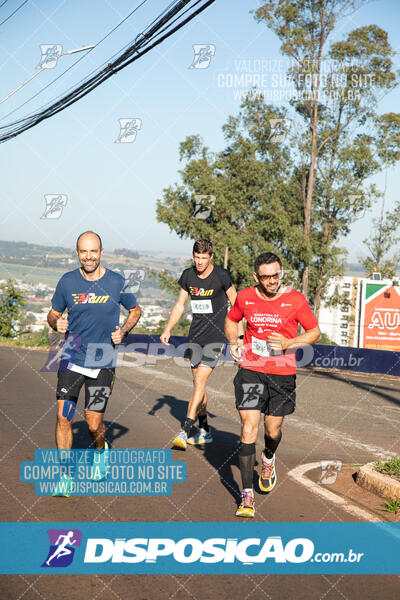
xmin=0 ymin=280 xmax=25 ymax=337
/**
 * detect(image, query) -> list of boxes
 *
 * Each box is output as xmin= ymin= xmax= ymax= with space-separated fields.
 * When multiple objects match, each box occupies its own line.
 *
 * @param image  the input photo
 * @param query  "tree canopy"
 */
xmin=156 ymin=0 xmax=400 ymax=313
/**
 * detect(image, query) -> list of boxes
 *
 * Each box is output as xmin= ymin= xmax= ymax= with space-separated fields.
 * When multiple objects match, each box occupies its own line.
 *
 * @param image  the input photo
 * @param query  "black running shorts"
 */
xmin=56 ymin=367 xmax=115 ymax=413
xmin=234 ymin=368 xmax=296 ymax=416
xmin=188 ymin=342 xmax=225 ymax=369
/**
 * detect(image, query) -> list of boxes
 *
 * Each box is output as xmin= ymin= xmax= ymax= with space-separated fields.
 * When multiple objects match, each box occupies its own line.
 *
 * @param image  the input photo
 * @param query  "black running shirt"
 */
xmin=178 ymin=265 xmax=233 ymax=345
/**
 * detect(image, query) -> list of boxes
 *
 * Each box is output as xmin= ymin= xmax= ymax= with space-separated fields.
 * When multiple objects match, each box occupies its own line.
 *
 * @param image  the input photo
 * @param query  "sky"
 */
xmin=0 ymin=0 xmax=399 ymax=263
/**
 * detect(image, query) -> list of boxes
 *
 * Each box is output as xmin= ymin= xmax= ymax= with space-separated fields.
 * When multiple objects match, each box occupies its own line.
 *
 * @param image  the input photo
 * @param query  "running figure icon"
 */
xmin=45 ymin=531 xmax=77 ymax=566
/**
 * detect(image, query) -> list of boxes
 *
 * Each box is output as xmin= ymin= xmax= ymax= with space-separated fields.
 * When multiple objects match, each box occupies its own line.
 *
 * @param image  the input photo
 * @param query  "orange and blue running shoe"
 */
xmin=91 ymin=440 xmax=110 ymax=481
xmin=52 ymin=474 xmax=74 ymax=497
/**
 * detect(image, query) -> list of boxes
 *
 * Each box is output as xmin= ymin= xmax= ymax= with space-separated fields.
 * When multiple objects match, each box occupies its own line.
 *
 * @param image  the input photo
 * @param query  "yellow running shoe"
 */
xmin=172 ymin=430 xmax=188 ymax=450
xmin=235 ymin=489 xmax=255 ymax=518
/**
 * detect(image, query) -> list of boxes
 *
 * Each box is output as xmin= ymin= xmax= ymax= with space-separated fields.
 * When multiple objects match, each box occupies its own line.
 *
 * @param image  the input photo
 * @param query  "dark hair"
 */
xmin=193 ymin=239 xmax=213 ymax=256
xmin=254 ymin=252 xmax=282 ymax=273
xmin=76 ymin=231 xmax=103 ymax=250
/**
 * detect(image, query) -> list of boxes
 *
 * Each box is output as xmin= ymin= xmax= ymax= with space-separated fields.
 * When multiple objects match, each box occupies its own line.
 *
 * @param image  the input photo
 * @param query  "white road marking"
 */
xmin=287 ymin=462 xmax=382 ymax=522
xmin=119 ymin=359 xmax=396 ymax=458
xmin=289 ymin=417 xmax=394 ymax=460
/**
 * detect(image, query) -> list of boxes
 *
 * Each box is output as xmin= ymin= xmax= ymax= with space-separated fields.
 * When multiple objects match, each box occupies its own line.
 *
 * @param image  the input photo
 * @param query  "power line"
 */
xmin=0 ymin=0 xmax=216 ymax=143
xmin=0 ymin=0 xmax=151 ymax=123
xmin=0 ymin=0 xmax=28 ymax=27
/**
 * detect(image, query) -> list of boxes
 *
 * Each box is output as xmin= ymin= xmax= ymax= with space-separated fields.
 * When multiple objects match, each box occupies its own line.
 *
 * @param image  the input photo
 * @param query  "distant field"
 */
xmin=0 ymin=261 xmax=171 ymax=300
xmin=0 ymin=262 xmax=63 ymax=286
xmin=0 ymin=259 xmax=365 ymax=289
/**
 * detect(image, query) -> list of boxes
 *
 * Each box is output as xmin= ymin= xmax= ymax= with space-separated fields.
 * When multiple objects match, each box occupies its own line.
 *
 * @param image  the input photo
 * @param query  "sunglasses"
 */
xmin=257 ymin=270 xmax=283 ymax=282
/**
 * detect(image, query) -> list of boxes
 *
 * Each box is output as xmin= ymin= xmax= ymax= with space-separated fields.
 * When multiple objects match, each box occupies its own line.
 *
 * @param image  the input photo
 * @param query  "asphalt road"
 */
xmin=1 ymin=345 xmax=399 ymax=599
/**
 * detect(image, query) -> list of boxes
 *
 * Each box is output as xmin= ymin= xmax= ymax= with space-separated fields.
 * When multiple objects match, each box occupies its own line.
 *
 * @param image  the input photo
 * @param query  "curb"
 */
xmin=287 ymin=462 xmax=382 ymax=522
xmin=356 ymin=462 xmax=400 ymax=501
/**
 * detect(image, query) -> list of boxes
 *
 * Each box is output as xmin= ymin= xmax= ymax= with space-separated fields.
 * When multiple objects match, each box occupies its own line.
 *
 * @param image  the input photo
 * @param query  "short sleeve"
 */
xmin=120 ymin=291 xmax=137 ymax=310
xmin=119 ymin=275 xmax=137 ymax=309
xmin=178 ymin=269 xmax=189 ymax=292
xmin=51 ymin=277 xmax=67 ymax=313
xmin=227 ymin=294 xmax=244 ymax=322
xmin=296 ymin=295 xmax=319 ymax=331
xmin=221 ymin=268 xmax=233 ymax=292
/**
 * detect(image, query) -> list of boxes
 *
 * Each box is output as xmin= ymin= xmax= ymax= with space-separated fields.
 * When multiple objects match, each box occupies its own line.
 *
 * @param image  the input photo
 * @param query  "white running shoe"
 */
xmin=187 ymin=427 xmax=213 ymax=445
xmin=172 ymin=429 xmax=188 ymax=450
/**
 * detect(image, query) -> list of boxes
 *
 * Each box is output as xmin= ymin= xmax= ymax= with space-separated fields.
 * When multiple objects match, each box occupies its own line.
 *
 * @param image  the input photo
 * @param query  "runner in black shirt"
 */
xmin=160 ymin=239 xmax=241 ymax=449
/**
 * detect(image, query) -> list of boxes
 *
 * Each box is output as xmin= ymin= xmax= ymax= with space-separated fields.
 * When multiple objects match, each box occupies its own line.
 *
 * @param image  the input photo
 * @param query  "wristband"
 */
xmin=121 ymin=327 xmax=128 ymax=337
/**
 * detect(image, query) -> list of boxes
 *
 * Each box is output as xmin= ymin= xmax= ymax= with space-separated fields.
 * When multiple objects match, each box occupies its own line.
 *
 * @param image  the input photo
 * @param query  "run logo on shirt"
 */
xmin=72 ymin=293 xmax=110 ymax=304
xmin=188 ymin=287 xmax=214 ymax=297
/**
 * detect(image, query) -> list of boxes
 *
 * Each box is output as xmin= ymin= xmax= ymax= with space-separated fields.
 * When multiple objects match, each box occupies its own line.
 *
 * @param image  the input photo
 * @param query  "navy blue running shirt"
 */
xmin=51 ymin=268 xmax=136 ymax=368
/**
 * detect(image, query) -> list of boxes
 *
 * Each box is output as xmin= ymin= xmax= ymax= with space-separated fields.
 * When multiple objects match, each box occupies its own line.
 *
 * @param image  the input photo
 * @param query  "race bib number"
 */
xmin=191 ymin=299 xmax=213 ymax=314
xmin=67 ymin=362 xmax=100 ymax=379
xmin=251 ymin=336 xmax=271 ymax=357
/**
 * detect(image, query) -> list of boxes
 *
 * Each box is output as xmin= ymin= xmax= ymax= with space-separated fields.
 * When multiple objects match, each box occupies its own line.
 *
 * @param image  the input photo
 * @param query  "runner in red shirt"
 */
xmin=225 ymin=252 xmax=321 ymax=518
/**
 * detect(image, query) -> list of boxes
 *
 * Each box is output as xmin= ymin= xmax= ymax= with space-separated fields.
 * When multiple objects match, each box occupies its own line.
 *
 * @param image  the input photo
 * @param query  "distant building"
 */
xmin=319 ymin=275 xmax=398 ymax=348
xmin=319 ymin=276 xmax=359 ymax=346
xmin=358 ymin=277 xmax=400 ymax=351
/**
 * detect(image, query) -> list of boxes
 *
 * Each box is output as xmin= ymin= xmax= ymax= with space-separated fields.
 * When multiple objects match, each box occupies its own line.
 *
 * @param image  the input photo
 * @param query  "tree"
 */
xmin=156 ymin=92 xmax=400 ymax=312
xmin=114 ymin=248 xmax=140 ymax=259
xmin=254 ymin=0 xmax=400 ymax=301
xmin=0 ymin=280 xmax=25 ymax=337
xmin=147 ymin=268 xmax=182 ymax=296
xmin=156 ymin=96 xmax=305 ymax=291
xmin=361 ymin=202 xmax=400 ymax=279
xmin=153 ymin=318 xmax=191 ymax=336
xmin=155 ymin=3 xmax=400 ymax=312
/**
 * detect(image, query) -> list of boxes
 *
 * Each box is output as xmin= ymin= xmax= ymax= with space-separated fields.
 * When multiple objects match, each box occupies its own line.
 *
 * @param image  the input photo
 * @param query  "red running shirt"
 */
xmin=227 ymin=286 xmax=318 ymax=375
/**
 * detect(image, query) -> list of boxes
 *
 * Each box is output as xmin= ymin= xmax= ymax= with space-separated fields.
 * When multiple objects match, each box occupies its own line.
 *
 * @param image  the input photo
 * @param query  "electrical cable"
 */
xmin=0 ymin=0 xmax=215 ymax=143
xmin=0 ymin=0 xmax=28 ymax=27
xmin=0 ymin=0 xmax=151 ymax=122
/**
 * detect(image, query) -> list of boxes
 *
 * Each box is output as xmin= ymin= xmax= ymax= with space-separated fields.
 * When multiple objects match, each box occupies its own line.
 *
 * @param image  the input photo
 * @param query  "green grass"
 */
xmin=374 ymin=457 xmax=400 ymax=481
xmin=381 ymin=498 xmax=400 ymax=514
xmin=0 ymin=328 xmax=49 ymax=348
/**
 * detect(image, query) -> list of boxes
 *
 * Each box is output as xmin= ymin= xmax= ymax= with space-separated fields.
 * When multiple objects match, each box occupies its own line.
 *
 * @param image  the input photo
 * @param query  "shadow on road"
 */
xmin=148 ymin=394 xmax=242 ymax=502
xmin=71 ymin=420 xmax=129 ymax=449
xmin=202 ymin=433 xmax=242 ymax=502
xmin=148 ymin=394 xmax=217 ymax=422
xmin=319 ymin=371 xmax=400 ymax=408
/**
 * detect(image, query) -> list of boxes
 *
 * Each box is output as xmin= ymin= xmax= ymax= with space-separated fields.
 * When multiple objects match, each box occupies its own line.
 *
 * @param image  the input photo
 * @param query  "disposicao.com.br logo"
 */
xmin=83 ymin=535 xmax=363 ymax=566
xmin=4 ymin=522 xmax=396 ymax=575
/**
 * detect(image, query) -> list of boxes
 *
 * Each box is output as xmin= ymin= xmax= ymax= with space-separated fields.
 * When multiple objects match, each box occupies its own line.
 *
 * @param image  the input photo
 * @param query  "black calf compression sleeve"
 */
xmin=198 ymin=414 xmax=209 ymax=432
xmin=238 ymin=442 xmax=256 ymax=489
xmin=264 ymin=431 xmax=282 ymax=458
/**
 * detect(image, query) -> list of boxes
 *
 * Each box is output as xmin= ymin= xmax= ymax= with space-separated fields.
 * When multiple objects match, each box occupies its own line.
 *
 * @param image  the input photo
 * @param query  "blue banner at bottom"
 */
xmin=1 ymin=522 xmax=399 ymax=574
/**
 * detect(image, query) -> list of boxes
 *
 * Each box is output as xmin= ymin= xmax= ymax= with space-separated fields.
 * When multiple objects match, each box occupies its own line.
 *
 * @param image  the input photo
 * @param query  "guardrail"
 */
xmin=120 ymin=334 xmax=400 ymax=376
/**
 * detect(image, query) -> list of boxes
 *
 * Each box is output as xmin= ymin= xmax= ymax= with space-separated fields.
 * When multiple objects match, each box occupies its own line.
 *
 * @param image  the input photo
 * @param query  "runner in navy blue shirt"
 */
xmin=47 ymin=231 xmax=141 ymax=494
